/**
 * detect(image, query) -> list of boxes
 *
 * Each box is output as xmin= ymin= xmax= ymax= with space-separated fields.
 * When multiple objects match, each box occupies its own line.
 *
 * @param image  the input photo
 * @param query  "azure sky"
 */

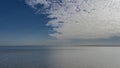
xmin=1 ymin=0 xmax=120 ymax=45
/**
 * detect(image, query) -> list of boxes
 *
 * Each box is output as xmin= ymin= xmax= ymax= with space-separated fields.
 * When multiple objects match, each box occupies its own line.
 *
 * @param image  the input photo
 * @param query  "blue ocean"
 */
xmin=0 ymin=46 xmax=120 ymax=68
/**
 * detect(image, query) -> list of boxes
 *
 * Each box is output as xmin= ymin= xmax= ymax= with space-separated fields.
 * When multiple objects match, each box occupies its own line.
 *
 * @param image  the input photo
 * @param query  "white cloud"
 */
xmin=26 ymin=0 xmax=120 ymax=40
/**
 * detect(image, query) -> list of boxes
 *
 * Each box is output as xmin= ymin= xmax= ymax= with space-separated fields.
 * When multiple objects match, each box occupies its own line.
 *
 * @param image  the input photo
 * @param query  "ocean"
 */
xmin=0 ymin=46 xmax=120 ymax=68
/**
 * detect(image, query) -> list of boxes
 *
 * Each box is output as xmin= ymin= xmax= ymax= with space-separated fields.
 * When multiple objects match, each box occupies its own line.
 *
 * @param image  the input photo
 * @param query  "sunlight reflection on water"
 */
xmin=0 ymin=46 xmax=120 ymax=68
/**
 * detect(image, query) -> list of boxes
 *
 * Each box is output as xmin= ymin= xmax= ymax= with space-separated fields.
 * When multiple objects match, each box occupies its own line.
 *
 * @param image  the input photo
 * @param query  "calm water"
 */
xmin=0 ymin=46 xmax=120 ymax=68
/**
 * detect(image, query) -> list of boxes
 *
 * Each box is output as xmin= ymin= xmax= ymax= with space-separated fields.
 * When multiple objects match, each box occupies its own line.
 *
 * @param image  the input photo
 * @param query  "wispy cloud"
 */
xmin=25 ymin=0 xmax=120 ymax=40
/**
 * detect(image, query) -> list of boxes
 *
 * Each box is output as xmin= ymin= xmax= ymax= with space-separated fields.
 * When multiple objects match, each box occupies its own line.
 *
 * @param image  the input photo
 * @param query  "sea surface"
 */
xmin=0 ymin=46 xmax=120 ymax=68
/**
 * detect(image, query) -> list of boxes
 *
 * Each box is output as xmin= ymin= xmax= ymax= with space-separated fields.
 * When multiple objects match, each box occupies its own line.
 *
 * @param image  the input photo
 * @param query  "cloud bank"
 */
xmin=26 ymin=0 xmax=120 ymax=40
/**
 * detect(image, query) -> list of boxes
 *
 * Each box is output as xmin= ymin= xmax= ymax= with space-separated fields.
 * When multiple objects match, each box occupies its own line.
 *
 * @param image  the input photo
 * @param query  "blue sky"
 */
xmin=1 ymin=0 xmax=120 ymax=45
xmin=0 ymin=0 xmax=53 ymax=45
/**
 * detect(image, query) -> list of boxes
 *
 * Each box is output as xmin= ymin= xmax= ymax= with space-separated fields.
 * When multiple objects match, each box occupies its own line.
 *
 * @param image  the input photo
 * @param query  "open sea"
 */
xmin=0 ymin=46 xmax=120 ymax=68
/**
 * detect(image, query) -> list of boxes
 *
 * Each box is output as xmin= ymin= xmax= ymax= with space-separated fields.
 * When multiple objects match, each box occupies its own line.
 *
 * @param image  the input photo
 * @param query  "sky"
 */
xmin=1 ymin=0 xmax=120 ymax=45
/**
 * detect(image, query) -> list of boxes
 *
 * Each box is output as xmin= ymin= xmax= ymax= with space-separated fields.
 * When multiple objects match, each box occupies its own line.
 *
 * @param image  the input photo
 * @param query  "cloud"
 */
xmin=25 ymin=0 xmax=120 ymax=40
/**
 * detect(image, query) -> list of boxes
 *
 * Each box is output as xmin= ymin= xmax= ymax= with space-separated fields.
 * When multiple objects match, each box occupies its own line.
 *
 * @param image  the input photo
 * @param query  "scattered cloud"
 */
xmin=26 ymin=0 xmax=120 ymax=40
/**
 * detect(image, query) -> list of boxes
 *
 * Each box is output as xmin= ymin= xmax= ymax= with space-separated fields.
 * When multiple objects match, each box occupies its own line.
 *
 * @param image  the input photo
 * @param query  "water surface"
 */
xmin=0 ymin=46 xmax=120 ymax=68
